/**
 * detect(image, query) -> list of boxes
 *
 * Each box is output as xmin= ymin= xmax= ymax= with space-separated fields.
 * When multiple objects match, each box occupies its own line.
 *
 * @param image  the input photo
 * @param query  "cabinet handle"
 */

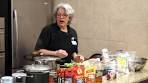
xmin=12 ymin=9 xmax=19 ymax=67
xmin=0 ymin=50 xmax=5 ymax=53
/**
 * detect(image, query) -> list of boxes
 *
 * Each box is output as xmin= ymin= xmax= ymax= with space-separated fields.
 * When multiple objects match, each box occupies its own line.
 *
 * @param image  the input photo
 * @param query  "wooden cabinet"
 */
xmin=0 ymin=17 xmax=5 ymax=77
xmin=0 ymin=53 xmax=5 ymax=77
xmin=0 ymin=17 xmax=5 ymax=51
xmin=0 ymin=29 xmax=4 ymax=51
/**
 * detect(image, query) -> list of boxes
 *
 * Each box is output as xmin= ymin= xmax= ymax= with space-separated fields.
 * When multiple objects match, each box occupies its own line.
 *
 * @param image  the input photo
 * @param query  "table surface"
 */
xmin=103 ymin=61 xmax=148 ymax=83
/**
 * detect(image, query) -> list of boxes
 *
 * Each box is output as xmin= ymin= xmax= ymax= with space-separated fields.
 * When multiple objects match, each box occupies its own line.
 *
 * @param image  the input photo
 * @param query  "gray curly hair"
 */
xmin=54 ymin=3 xmax=74 ymax=24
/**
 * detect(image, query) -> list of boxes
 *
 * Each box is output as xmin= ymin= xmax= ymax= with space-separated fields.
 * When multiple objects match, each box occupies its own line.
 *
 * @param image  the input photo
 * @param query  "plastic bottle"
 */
xmin=101 ymin=48 xmax=110 ymax=63
xmin=95 ymin=60 xmax=103 ymax=83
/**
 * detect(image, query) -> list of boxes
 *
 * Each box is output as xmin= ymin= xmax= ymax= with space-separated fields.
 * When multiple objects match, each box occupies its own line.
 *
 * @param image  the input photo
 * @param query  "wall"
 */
xmin=53 ymin=0 xmax=148 ymax=58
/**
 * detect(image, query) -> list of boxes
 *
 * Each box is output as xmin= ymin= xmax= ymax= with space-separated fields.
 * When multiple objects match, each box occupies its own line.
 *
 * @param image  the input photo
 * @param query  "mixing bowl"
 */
xmin=128 ymin=58 xmax=147 ymax=72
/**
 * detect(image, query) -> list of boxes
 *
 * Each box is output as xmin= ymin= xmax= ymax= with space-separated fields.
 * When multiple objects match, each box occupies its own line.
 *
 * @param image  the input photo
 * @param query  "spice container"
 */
xmin=49 ymin=71 xmax=57 ymax=83
xmin=57 ymin=68 xmax=66 ymax=83
xmin=65 ymin=68 xmax=73 ymax=83
xmin=86 ymin=74 xmax=95 ymax=83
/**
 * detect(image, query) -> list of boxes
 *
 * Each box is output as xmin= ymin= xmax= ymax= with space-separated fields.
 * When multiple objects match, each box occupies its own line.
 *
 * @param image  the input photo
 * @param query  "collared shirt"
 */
xmin=35 ymin=23 xmax=78 ymax=63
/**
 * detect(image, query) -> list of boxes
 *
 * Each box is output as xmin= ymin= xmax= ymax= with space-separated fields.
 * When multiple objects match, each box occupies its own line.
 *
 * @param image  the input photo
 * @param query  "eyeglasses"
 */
xmin=56 ymin=14 xmax=68 ymax=18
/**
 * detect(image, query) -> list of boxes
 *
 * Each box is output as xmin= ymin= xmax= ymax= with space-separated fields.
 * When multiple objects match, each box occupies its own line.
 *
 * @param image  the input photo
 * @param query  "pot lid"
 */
xmin=34 ymin=56 xmax=60 ymax=61
xmin=12 ymin=73 xmax=27 ymax=77
xmin=24 ymin=64 xmax=51 ymax=72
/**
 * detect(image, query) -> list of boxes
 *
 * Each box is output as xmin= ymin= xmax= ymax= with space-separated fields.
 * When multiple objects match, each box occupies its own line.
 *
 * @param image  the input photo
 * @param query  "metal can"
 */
xmin=76 ymin=78 xmax=84 ymax=83
xmin=65 ymin=76 xmax=72 ymax=83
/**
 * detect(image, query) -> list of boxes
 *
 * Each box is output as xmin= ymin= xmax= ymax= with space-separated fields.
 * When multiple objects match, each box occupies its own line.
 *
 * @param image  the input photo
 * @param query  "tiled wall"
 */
xmin=54 ymin=0 xmax=148 ymax=58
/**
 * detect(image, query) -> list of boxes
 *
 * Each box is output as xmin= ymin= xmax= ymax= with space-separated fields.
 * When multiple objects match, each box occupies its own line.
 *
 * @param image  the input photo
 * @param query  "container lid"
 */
xmin=24 ymin=64 xmax=51 ymax=72
xmin=1 ymin=76 xmax=13 ymax=80
xmin=12 ymin=73 xmax=27 ymax=77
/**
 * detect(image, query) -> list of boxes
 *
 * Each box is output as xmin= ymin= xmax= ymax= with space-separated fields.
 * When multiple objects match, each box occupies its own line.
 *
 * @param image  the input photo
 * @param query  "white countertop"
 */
xmin=103 ymin=61 xmax=148 ymax=83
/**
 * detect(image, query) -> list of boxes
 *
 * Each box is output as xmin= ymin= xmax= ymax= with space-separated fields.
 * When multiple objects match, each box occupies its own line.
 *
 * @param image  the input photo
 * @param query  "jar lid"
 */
xmin=88 ymin=74 xmax=95 ymax=79
xmin=1 ymin=76 xmax=13 ymax=80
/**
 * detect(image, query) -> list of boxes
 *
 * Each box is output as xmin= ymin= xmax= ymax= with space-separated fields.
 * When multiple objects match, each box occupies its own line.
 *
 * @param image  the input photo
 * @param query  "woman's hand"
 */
xmin=38 ymin=49 xmax=50 ymax=55
xmin=32 ymin=49 xmax=68 ymax=58
xmin=73 ymin=53 xmax=84 ymax=62
xmin=55 ymin=49 xmax=68 ymax=58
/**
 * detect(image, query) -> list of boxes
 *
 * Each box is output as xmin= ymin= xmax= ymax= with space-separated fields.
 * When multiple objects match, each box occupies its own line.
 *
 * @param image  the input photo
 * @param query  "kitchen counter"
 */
xmin=103 ymin=61 xmax=148 ymax=83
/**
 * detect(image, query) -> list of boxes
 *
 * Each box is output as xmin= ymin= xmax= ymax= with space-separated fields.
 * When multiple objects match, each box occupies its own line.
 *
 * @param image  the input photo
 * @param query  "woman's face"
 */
xmin=56 ymin=8 xmax=69 ymax=28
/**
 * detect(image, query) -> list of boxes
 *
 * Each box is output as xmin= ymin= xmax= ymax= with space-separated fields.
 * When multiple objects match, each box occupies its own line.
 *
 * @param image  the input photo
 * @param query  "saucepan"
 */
xmin=12 ymin=72 xmax=27 ymax=83
xmin=24 ymin=64 xmax=51 ymax=83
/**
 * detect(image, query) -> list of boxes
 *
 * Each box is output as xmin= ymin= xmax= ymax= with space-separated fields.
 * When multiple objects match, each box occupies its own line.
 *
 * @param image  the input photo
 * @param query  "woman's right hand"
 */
xmin=55 ymin=49 xmax=68 ymax=58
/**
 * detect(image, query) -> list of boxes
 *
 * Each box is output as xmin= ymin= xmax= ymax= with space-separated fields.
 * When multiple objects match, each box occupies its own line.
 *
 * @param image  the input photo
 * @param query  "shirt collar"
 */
xmin=55 ymin=23 xmax=70 ymax=33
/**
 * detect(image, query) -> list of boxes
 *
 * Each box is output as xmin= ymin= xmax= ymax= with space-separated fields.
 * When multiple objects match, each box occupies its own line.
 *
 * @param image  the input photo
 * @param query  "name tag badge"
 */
xmin=71 ymin=37 xmax=77 ymax=45
xmin=71 ymin=40 xmax=77 ymax=45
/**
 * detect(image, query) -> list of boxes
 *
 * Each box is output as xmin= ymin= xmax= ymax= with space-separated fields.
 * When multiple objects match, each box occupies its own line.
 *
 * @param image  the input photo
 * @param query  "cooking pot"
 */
xmin=33 ymin=56 xmax=60 ymax=61
xmin=24 ymin=64 xmax=51 ymax=83
xmin=33 ymin=56 xmax=60 ymax=70
xmin=12 ymin=73 xmax=27 ymax=83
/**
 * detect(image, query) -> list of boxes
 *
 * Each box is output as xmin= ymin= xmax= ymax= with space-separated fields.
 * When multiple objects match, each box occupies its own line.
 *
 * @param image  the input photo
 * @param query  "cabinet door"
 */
xmin=0 ymin=17 xmax=4 ymax=51
xmin=0 ymin=53 xmax=5 ymax=77
xmin=0 ymin=17 xmax=4 ymax=28
xmin=0 ymin=17 xmax=5 ymax=76
xmin=0 ymin=29 xmax=4 ymax=51
xmin=12 ymin=0 xmax=53 ymax=68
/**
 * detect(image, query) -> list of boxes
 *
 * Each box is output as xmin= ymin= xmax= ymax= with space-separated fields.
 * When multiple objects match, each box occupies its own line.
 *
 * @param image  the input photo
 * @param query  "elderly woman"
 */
xmin=33 ymin=3 xmax=84 ymax=63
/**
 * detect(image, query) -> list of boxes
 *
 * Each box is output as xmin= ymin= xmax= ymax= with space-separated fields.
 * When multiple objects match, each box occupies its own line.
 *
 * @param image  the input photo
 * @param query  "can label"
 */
xmin=76 ymin=79 xmax=83 ymax=83
xmin=106 ymin=70 xmax=116 ymax=80
xmin=65 ymin=77 xmax=72 ymax=83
